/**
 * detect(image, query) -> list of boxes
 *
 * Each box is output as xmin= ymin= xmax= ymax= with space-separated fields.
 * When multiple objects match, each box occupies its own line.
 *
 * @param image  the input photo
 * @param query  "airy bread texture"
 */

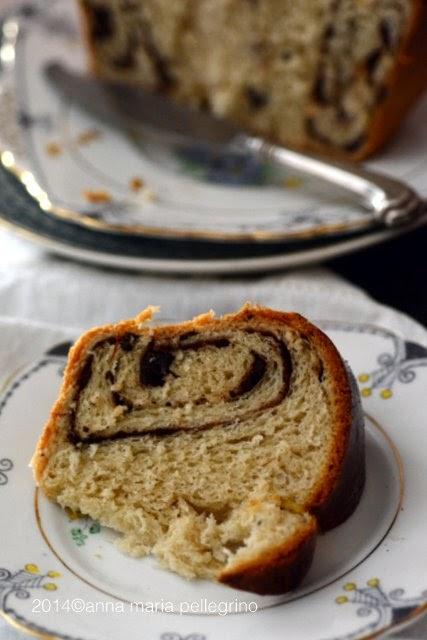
xmin=33 ymin=305 xmax=365 ymax=595
xmin=78 ymin=0 xmax=427 ymax=158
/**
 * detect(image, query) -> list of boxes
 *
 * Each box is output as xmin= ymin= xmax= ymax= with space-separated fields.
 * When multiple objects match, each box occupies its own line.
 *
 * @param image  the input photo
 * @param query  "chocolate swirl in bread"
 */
xmin=32 ymin=305 xmax=365 ymax=595
xmin=78 ymin=0 xmax=427 ymax=159
xmin=70 ymin=330 xmax=292 ymax=443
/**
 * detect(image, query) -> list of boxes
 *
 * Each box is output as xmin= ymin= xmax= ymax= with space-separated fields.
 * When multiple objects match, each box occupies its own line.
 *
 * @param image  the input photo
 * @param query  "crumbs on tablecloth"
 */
xmin=83 ymin=189 xmax=112 ymax=204
xmin=77 ymin=129 xmax=102 ymax=145
xmin=45 ymin=142 xmax=62 ymax=156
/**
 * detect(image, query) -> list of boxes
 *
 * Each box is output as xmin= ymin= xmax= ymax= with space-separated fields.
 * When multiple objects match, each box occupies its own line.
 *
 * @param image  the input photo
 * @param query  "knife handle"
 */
xmin=239 ymin=135 xmax=422 ymax=228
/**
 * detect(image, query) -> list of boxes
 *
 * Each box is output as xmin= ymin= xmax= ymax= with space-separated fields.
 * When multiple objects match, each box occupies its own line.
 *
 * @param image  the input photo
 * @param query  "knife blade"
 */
xmin=44 ymin=62 xmax=424 ymax=227
xmin=45 ymin=62 xmax=243 ymax=147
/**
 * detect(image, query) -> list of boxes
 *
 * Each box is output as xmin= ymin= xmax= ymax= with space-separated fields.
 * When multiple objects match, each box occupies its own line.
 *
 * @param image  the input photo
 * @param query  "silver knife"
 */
xmin=45 ymin=62 xmax=423 ymax=228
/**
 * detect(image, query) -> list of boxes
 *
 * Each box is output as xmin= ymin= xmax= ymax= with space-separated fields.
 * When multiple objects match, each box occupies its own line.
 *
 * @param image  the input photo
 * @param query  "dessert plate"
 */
xmin=1 ymin=160 xmax=426 ymax=275
xmin=1 ymin=320 xmax=426 ymax=640
xmin=1 ymin=0 xmax=427 ymax=243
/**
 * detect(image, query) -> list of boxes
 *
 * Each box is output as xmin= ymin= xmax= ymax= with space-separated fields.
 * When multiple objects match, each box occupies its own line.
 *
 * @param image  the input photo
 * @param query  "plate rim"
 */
xmin=2 ymin=203 xmax=425 ymax=275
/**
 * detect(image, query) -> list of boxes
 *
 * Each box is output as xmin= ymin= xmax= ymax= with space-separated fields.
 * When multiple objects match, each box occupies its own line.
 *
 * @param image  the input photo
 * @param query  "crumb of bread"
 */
xmin=77 ymin=129 xmax=102 ymax=145
xmin=129 ymin=177 xmax=145 ymax=192
xmin=83 ymin=189 xmax=112 ymax=204
xmin=45 ymin=142 xmax=62 ymax=157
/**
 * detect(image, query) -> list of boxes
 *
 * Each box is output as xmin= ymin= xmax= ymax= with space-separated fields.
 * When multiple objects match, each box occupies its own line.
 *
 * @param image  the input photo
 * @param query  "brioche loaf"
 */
xmin=32 ymin=305 xmax=365 ymax=595
xmin=77 ymin=0 xmax=427 ymax=159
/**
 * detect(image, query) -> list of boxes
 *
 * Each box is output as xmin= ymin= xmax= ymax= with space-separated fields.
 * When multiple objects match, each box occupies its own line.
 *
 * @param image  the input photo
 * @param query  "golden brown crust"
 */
xmin=351 ymin=0 xmax=427 ymax=160
xmin=77 ymin=0 xmax=102 ymax=76
xmin=312 ymin=368 xmax=365 ymax=530
xmin=219 ymin=518 xmax=318 ymax=595
xmin=32 ymin=304 xmax=365 ymax=595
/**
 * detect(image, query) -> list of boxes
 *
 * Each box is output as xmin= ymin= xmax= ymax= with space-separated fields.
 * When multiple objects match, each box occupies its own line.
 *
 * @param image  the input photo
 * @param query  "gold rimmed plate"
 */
xmin=1 ymin=0 xmax=427 ymax=246
xmin=2 ymin=157 xmax=426 ymax=275
xmin=0 ymin=319 xmax=426 ymax=640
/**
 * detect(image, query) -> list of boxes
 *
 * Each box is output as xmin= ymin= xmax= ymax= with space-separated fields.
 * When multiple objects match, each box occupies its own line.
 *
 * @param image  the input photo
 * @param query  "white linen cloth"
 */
xmin=0 ymin=229 xmax=425 ymax=640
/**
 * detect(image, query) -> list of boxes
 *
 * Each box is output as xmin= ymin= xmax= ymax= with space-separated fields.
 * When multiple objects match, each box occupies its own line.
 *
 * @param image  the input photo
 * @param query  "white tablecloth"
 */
xmin=0 ymin=228 xmax=425 ymax=640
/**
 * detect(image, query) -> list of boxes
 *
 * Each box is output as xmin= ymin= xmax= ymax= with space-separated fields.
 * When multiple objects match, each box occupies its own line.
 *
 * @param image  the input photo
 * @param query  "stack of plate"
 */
xmin=0 ymin=0 xmax=426 ymax=274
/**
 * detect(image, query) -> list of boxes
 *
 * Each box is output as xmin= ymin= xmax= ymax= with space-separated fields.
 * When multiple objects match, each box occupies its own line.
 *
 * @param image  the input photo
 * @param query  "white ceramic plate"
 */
xmin=1 ymin=320 xmax=426 ymax=640
xmin=1 ymin=0 xmax=427 ymax=243
xmin=1 ymin=137 xmax=425 ymax=275
xmin=2 ymin=209 xmax=425 ymax=275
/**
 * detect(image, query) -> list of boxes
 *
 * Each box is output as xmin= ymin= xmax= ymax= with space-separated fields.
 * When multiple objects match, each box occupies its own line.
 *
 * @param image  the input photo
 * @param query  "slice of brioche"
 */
xmin=32 ymin=305 xmax=365 ymax=595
